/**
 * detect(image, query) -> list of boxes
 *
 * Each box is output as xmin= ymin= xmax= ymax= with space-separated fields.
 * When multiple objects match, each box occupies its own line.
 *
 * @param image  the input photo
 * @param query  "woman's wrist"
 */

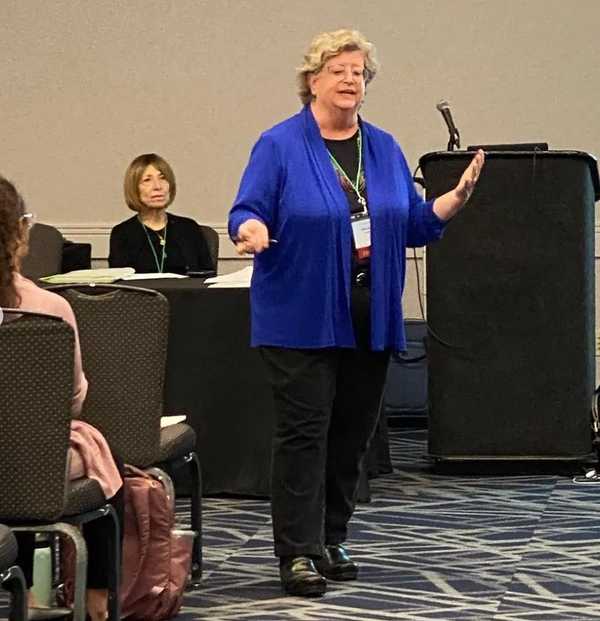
xmin=433 ymin=188 xmax=465 ymax=222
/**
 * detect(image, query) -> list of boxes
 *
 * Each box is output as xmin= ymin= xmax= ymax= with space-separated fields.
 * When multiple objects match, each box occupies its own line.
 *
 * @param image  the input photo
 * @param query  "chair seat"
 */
xmin=158 ymin=422 xmax=196 ymax=463
xmin=62 ymin=478 xmax=106 ymax=517
xmin=0 ymin=525 xmax=18 ymax=569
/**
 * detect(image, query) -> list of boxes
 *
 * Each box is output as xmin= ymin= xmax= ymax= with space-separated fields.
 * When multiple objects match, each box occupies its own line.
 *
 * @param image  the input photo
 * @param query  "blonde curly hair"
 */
xmin=297 ymin=29 xmax=379 ymax=105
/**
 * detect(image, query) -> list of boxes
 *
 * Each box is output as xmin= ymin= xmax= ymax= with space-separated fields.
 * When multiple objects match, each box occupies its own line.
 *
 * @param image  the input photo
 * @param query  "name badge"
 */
xmin=351 ymin=212 xmax=371 ymax=261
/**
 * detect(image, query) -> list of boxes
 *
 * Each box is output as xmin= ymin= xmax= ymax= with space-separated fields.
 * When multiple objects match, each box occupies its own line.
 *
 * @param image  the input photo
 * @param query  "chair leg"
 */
xmin=1 ymin=565 xmax=27 ymax=621
xmin=53 ymin=523 xmax=88 ymax=621
xmin=188 ymin=452 xmax=203 ymax=584
xmin=104 ymin=506 xmax=121 ymax=621
xmin=12 ymin=523 xmax=88 ymax=621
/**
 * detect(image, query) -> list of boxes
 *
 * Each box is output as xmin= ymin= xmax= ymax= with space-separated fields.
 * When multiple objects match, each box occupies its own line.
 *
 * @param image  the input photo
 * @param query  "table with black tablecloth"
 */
xmin=126 ymin=278 xmax=390 ymax=497
xmin=126 ymin=278 xmax=274 ymax=496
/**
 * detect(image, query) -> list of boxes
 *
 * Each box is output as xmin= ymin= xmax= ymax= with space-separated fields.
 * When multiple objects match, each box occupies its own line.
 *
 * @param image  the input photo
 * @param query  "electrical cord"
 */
xmin=399 ymin=164 xmax=468 ymax=365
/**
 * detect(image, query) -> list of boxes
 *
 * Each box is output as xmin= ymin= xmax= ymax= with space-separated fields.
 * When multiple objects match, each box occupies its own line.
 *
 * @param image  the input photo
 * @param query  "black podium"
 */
xmin=420 ymin=151 xmax=600 ymax=460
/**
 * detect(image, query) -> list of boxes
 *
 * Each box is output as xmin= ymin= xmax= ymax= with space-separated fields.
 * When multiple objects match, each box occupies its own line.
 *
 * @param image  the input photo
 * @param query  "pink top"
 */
xmin=14 ymin=272 xmax=88 ymax=415
xmin=14 ymin=273 xmax=122 ymax=498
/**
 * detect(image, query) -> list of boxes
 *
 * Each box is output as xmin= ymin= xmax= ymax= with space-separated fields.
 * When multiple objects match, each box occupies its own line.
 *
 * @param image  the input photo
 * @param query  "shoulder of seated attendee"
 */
xmin=167 ymin=213 xmax=204 ymax=234
xmin=110 ymin=215 xmax=140 ymax=236
xmin=15 ymin=274 xmax=76 ymax=322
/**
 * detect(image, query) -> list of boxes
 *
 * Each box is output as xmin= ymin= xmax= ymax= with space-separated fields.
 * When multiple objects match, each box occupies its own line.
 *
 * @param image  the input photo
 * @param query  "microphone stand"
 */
xmin=447 ymin=128 xmax=461 ymax=152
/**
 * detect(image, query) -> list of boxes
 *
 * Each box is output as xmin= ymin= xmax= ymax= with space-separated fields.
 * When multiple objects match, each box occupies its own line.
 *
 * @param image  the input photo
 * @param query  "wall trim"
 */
xmin=52 ymin=222 xmax=242 ymax=260
xmin=49 ymin=222 xmax=600 ymax=261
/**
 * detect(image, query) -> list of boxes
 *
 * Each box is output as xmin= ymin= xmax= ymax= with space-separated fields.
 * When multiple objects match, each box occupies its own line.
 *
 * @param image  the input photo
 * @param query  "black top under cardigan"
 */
xmin=108 ymin=213 xmax=213 ymax=274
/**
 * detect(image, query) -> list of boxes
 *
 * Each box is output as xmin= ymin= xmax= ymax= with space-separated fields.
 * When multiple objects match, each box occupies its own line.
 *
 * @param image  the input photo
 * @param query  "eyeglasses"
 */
xmin=20 ymin=213 xmax=36 ymax=229
xmin=325 ymin=65 xmax=366 ymax=82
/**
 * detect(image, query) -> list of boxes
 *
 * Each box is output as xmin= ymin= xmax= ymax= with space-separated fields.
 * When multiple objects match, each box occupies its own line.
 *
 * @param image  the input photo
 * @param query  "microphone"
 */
xmin=436 ymin=100 xmax=461 ymax=151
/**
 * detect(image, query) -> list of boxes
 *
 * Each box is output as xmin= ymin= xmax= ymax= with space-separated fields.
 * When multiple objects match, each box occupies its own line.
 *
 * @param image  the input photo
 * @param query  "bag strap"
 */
xmin=123 ymin=463 xmax=148 ymax=479
xmin=591 ymin=386 xmax=600 ymax=463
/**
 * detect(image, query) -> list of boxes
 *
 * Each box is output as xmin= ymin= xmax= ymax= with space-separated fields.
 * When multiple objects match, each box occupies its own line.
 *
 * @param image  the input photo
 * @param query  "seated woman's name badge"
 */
xmin=351 ymin=213 xmax=371 ymax=260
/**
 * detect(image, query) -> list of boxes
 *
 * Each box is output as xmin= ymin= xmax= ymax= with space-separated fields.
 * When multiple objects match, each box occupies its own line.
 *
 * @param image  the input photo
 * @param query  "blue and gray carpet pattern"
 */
xmin=177 ymin=430 xmax=600 ymax=620
xmin=3 ymin=429 xmax=600 ymax=620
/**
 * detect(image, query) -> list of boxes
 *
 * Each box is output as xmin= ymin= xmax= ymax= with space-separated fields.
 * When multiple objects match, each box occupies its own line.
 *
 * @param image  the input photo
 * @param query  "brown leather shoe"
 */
xmin=314 ymin=544 xmax=359 ymax=581
xmin=279 ymin=556 xmax=327 ymax=597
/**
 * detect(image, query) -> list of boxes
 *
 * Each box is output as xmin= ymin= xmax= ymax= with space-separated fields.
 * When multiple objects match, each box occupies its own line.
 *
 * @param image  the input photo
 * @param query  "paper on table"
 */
xmin=40 ymin=267 xmax=135 ymax=284
xmin=121 ymin=272 xmax=189 ymax=280
xmin=207 ymin=282 xmax=251 ymax=288
xmin=160 ymin=415 xmax=187 ymax=428
xmin=204 ymin=266 xmax=252 ymax=286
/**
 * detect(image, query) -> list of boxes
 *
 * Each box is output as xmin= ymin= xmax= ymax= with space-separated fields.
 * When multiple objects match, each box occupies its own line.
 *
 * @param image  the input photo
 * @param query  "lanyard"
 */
xmin=140 ymin=218 xmax=167 ymax=273
xmin=327 ymin=127 xmax=367 ymax=212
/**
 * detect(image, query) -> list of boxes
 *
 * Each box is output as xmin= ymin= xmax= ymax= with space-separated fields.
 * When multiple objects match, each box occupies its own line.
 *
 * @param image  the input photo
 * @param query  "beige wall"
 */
xmin=2 ymin=0 xmax=598 ymax=261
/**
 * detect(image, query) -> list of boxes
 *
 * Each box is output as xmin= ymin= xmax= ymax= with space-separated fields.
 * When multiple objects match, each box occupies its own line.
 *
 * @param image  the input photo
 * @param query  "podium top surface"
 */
xmin=419 ymin=150 xmax=600 ymax=201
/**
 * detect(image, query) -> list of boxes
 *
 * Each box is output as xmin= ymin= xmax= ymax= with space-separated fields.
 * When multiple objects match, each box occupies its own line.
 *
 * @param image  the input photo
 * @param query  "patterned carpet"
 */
xmin=4 ymin=428 xmax=600 ymax=620
xmin=176 ymin=429 xmax=600 ymax=621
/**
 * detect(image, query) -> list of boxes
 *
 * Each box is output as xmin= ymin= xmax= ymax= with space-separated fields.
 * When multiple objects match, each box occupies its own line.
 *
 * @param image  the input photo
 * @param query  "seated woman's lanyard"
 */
xmin=327 ymin=128 xmax=371 ymax=260
xmin=140 ymin=219 xmax=168 ymax=273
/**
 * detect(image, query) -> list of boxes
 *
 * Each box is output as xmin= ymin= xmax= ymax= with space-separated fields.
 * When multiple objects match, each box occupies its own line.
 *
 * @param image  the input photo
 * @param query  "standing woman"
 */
xmin=229 ymin=29 xmax=484 ymax=597
xmin=109 ymin=153 xmax=213 ymax=274
xmin=0 ymin=176 xmax=124 ymax=621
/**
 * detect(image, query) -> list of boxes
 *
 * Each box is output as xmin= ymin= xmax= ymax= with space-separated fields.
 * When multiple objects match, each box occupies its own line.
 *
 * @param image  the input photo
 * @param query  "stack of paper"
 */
xmin=204 ymin=266 xmax=253 ymax=288
xmin=121 ymin=273 xmax=188 ymax=280
xmin=40 ymin=267 xmax=135 ymax=284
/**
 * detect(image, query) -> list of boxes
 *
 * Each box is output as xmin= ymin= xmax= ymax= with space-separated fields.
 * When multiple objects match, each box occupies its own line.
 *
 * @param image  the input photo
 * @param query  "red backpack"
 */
xmin=120 ymin=465 xmax=194 ymax=620
xmin=60 ymin=466 xmax=194 ymax=620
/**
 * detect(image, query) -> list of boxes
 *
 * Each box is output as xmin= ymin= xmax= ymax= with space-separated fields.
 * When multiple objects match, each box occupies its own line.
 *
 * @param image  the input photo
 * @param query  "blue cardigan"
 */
xmin=229 ymin=105 xmax=446 ymax=351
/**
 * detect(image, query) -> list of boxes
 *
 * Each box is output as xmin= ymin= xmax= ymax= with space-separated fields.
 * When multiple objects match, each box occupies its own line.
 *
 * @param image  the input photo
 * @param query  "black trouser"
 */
xmin=15 ymin=453 xmax=125 ymax=590
xmin=260 ymin=286 xmax=390 ymax=559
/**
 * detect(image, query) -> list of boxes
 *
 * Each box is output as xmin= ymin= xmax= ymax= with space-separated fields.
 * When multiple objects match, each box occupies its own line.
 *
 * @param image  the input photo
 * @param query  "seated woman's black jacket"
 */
xmin=108 ymin=213 xmax=213 ymax=274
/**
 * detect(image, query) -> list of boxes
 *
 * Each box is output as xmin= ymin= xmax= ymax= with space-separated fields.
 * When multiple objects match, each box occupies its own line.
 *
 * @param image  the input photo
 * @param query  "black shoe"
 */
xmin=279 ymin=556 xmax=327 ymax=597
xmin=314 ymin=544 xmax=359 ymax=581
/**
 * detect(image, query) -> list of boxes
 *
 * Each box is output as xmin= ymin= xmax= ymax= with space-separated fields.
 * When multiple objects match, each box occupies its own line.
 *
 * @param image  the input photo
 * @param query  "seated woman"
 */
xmin=0 ymin=176 xmax=123 ymax=621
xmin=109 ymin=153 xmax=214 ymax=274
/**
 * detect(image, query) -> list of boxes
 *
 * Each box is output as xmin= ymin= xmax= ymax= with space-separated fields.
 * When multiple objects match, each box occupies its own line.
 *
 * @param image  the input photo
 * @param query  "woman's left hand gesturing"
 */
xmin=432 ymin=149 xmax=486 ymax=221
xmin=455 ymin=148 xmax=485 ymax=204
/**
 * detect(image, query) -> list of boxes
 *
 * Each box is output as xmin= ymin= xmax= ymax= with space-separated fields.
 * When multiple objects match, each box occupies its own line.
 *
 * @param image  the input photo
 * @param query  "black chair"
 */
xmin=0 ymin=525 xmax=27 ymax=621
xmin=0 ymin=310 xmax=121 ymax=621
xmin=20 ymin=223 xmax=91 ymax=281
xmin=199 ymin=225 xmax=219 ymax=273
xmin=20 ymin=223 xmax=64 ymax=280
xmin=47 ymin=285 xmax=203 ymax=584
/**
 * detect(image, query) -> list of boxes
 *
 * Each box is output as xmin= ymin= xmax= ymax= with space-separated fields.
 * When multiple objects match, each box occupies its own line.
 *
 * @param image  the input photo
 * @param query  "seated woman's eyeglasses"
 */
xmin=20 ymin=213 xmax=36 ymax=229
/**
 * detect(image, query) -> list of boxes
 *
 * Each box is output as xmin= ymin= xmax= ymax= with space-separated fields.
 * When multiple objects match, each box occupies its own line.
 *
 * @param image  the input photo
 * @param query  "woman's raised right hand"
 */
xmin=235 ymin=219 xmax=270 ymax=255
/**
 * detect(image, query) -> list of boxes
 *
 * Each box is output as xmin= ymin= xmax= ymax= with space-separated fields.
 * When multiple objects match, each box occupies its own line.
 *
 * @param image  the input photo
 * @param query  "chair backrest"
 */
xmin=0 ymin=310 xmax=74 ymax=521
xmin=20 ymin=223 xmax=64 ymax=280
xmin=48 ymin=284 xmax=169 ymax=467
xmin=199 ymin=225 xmax=219 ymax=273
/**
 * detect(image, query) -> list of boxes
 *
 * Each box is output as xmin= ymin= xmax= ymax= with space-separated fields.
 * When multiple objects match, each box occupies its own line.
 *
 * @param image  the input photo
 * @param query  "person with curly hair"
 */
xmin=0 ymin=176 xmax=123 ymax=621
xmin=229 ymin=29 xmax=484 ymax=597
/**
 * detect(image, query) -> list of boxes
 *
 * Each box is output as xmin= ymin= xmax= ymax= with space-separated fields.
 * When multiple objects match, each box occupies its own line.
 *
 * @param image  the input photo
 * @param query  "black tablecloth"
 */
xmin=128 ymin=279 xmax=275 ymax=496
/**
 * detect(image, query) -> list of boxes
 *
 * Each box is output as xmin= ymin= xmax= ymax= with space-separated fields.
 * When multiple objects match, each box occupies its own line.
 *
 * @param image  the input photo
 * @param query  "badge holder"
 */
xmin=351 ymin=211 xmax=371 ymax=261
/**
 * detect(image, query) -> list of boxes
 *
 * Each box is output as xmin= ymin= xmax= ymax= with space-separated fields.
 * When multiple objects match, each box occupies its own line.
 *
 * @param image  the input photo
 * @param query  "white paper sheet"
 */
xmin=160 ymin=415 xmax=187 ymax=428
xmin=204 ymin=266 xmax=253 ymax=286
xmin=121 ymin=273 xmax=189 ymax=280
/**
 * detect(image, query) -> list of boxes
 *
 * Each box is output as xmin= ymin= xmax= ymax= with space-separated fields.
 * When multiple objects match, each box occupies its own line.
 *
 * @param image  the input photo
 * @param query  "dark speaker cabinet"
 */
xmin=383 ymin=320 xmax=428 ymax=428
xmin=420 ymin=151 xmax=599 ymax=460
